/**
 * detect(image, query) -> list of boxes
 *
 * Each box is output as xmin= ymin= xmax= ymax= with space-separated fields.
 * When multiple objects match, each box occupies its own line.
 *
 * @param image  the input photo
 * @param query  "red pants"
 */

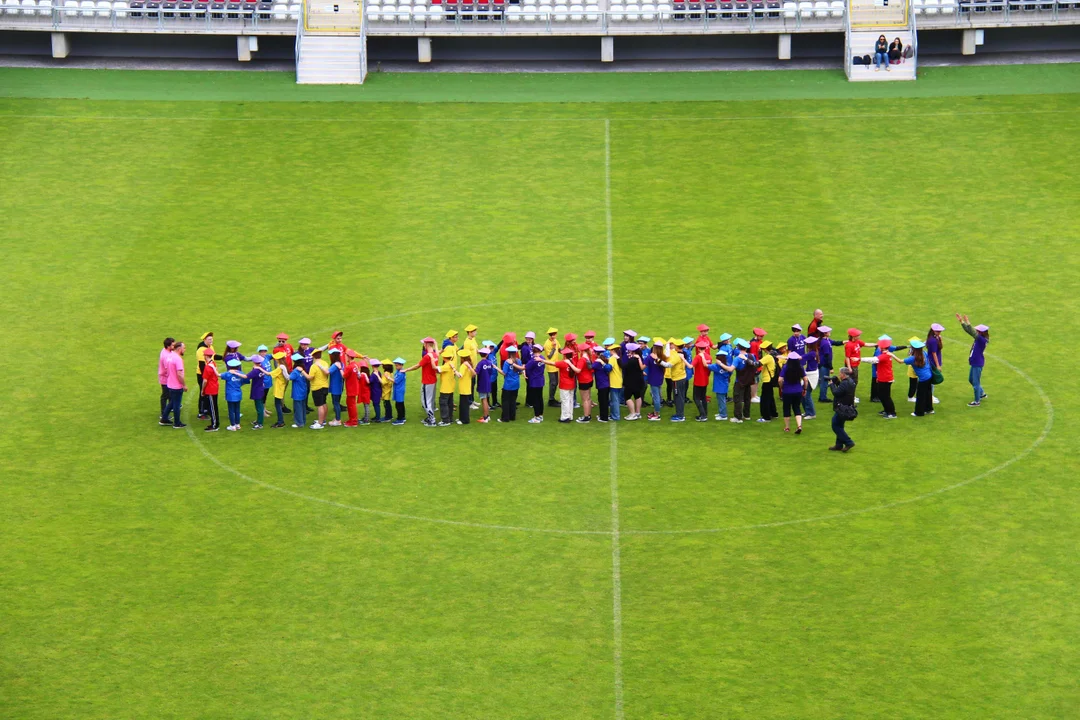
xmin=345 ymin=395 xmax=359 ymax=426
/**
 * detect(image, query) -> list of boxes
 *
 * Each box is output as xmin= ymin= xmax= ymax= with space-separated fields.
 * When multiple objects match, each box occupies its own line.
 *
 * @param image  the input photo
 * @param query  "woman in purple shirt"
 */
xmin=475 ymin=347 xmax=496 ymax=423
xmin=780 ymin=351 xmax=809 ymax=434
xmin=957 ymin=314 xmax=990 ymax=406
xmin=926 ymin=322 xmax=945 ymax=406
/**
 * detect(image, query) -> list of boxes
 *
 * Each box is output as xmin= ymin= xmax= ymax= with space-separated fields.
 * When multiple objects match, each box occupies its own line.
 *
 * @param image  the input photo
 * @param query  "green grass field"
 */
xmin=1 ymin=66 xmax=1078 ymax=719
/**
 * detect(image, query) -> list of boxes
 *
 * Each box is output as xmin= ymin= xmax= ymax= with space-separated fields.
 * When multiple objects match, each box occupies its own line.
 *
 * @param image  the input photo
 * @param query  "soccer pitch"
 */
xmin=1 ymin=66 xmax=1078 ymax=719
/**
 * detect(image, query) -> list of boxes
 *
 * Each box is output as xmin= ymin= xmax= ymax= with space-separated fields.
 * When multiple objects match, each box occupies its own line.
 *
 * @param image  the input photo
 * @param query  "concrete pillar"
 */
xmin=601 ymin=36 xmax=614 ymax=62
xmin=418 ymin=37 xmax=432 ymax=63
xmin=51 ymin=32 xmax=69 ymax=59
xmin=962 ymin=29 xmax=977 ymax=55
xmin=778 ymin=33 xmax=791 ymax=60
xmin=237 ymin=36 xmax=252 ymax=62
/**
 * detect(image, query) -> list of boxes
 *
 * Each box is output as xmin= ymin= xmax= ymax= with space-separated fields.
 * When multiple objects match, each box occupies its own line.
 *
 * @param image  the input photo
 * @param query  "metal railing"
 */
xmin=0 ymin=2 xmax=299 ymax=30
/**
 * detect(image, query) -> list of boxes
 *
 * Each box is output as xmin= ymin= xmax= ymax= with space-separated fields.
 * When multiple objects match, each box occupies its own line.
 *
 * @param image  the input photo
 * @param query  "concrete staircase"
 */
xmin=296 ymin=34 xmax=365 ymax=84
xmin=848 ymin=29 xmax=916 ymax=81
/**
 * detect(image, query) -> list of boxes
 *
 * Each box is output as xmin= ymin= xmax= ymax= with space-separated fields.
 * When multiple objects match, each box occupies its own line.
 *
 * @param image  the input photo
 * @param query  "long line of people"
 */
xmin=156 ymin=311 xmax=991 ymax=452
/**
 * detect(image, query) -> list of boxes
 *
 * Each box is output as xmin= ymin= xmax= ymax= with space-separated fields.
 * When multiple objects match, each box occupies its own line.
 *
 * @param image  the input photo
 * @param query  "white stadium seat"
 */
xmin=272 ymin=2 xmax=286 ymax=17
xmin=426 ymin=3 xmax=443 ymax=20
xmin=641 ymin=1 xmax=655 ymax=18
xmin=79 ymin=0 xmax=94 ymax=15
xmin=924 ymin=0 xmax=939 ymax=13
xmin=506 ymin=3 xmax=521 ymax=18
xmin=23 ymin=0 xmax=38 ymax=13
xmin=585 ymin=1 xmax=599 ymax=17
xmin=37 ymin=0 xmax=53 ymax=14
xmin=288 ymin=3 xmax=300 ymax=17
xmin=96 ymin=0 xmax=110 ymax=15
xmin=782 ymin=0 xmax=795 ymax=15
xmin=657 ymin=1 xmax=670 ymax=17
xmin=366 ymin=3 xmax=380 ymax=18
xmin=398 ymin=3 xmax=411 ymax=21
xmin=569 ymin=2 xmax=583 ymax=18
xmin=625 ymin=1 xmax=640 ymax=18
xmin=4 ymin=1 xmax=20 ymax=13
xmin=553 ymin=2 xmax=567 ymax=20
xmin=113 ymin=0 xmax=128 ymax=15
xmin=940 ymin=0 xmax=956 ymax=11
xmin=537 ymin=3 xmax=552 ymax=19
xmin=813 ymin=0 xmax=827 ymax=15
xmin=798 ymin=0 xmax=811 ymax=16
xmin=609 ymin=2 xmax=624 ymax=18
xmin=829 ymin=0 xmax=842 ymax=14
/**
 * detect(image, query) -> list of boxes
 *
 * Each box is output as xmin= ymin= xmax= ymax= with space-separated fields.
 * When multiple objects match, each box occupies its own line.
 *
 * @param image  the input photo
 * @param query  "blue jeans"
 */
xmin=332 ymin=394 xmax=342 ymax=421
xmin=969 ymin=365 xmax=984 ymax=402
xmin=831 ymin=412 xmax=854 ymax=448
xmin=609 ymin=388 xmax=623 ymax=420
xmin=874 ymin=51 xmax=888 ymax=69
xmin=715 ymin=389 xmax=728 ymax=418
xmin=649 ymin=385 xmax=662 ymax=415
xmin=163 ymin=388 xmax=184 ymax=426
xmin=373 ymin=398 xmax=382 ymax=422
xmin=803 ymin=389 xmax=816 ymax=417
xmin=275 ymin=397 xmax=284 ymax=424
xmin=253 ymin=398 xmax=265 ymax=424
xmin=818 ymin=368 xmax=831 ymax=402
xmin=227 ymin=400 xmax=241 ymax=426
xmin=292 ymin=400 xmax=306 ymax=427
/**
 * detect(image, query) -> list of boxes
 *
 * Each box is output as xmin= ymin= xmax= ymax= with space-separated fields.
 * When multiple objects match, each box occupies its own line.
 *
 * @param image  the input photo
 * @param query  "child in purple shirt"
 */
xmin=957 ymin=314 xmax=990 ymax=406
xmin=475 ymin=348 xmax=496 ymax=423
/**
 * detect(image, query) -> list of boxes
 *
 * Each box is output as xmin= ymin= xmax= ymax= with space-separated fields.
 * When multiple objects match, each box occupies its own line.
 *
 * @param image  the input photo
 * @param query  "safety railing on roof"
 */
xmin=1 ymin=0 xmax=1075 ymax=29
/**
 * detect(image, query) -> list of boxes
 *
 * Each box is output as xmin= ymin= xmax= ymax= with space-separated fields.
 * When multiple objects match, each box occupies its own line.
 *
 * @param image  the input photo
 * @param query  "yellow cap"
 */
xmin=200 ymin=331 xmax=212 ymax=342
xmin=464 ymin=324 xmax=478 ymax=333
xmin=759 ymin=340 xmax=772 ymax=350
xmin=446 ymin=329 xmax=458 ymax=339
xmin=670 ymin=337 xmax=684 ymax=346
xmin=458 ymin=347 xmax=471 ymax=357
xmin=909 ymin=336 xmax=921 ymax=344
xmin=441 ymin=346 xmax=456 ymax=358
xmin=547 ymin=327 xmax=558 ymax=335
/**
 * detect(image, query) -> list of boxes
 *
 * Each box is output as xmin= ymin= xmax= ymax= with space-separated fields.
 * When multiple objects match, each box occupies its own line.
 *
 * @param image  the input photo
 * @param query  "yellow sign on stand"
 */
xmin=304 ymin=0 xmax=363 ymax=32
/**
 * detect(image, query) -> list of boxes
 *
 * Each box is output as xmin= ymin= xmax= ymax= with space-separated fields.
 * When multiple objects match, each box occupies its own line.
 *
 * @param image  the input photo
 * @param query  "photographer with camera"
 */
xmin=828 ymin=366 xmax=857 ymax=452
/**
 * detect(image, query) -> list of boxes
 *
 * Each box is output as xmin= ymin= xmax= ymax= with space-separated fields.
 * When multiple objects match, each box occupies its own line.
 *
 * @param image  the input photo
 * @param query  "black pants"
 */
xmin=734 ymin=383 xmax=752 ymax=420
xmin=383 ymin=399 xmax=392 ymax=419
xmin=501 ymin=389 xmax=518 ymax=421
xmin=870 ymin=378 xmax=880 ymax=402
xmin=760 ymin=382 xmax=777 ymax=420
xmin=205 ymin=393 xmax=219 ymax=429
xmin=693 ymin=385 xmax=708 ymax=418
xmin=908 ymin=377 xmax=918 ymax=398
xmin=598 ymin=386 xmax=610 ymax=421
xmin=914 ymin=379 xmax=933 ymax=416
xmin=161 ymin=383 xmax=170 ymax=416
xmin=782 ymin=392 xmax=803 ymax=418
xmin=439 ymin=392 xmax=454 ymax=423
xmin=673 ymin=378 xmax=687 ymax=417
xmin=665 ymin=378 xmax=674 ymax=403
xmin=548 ymin=372 xmax=560 ymax=405
xmin=196 ymin=373 xmax=209 ymax=416
xmin=526 ymin=386 xmax=544 ymax=417
xmin=395 ymin=401 xmax=406 ymax=421
xmin=879 ymin=381 xmax=896 ymax=416
xmin=459 ymin=394 xmax=472 ymax=424
xmin=491 ymin=375 xmax=500 ymax=406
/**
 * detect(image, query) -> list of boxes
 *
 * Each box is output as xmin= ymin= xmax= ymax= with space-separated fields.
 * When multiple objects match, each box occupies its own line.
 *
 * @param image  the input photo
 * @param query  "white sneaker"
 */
xmin=528 ymin=417 xmax=542 ymax=424
xmin=932 ymin=396 xmax=940 ymax=404
xmin=854 ymin=397 xmax=860 ymax=404
xmin=751 ymin=397 xmax=761 ymax=404
xmin=291 ymin=423 xmax=299 ymax=428
xmin=226 ymin=425 xmax=237 ymax=431
xmin=908 ymin=397 xmax=917 ymax=402
xmin=328 ymin=420 xmax=342 ymax=427
xmin=470 ymin=402 xmax=480 ymax=410
xmin=310 ymin=422 xmax=324 ymax=429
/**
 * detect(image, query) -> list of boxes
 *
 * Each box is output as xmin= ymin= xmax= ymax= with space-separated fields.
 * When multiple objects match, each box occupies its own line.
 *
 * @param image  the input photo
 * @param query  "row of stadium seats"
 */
xmin=365 ymin=0 xmax=845 ymax=20
xmin=912 ymin=0 xmax=958 ymax=13
xmin=0 ymin=0 xmax=300 ymax=16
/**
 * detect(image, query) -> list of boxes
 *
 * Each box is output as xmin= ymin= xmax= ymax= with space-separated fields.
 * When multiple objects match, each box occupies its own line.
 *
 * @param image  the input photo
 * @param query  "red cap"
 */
xmin=584 ymin=330 xmax=596 ymax=338
xmin=422 ymin=336 xmax=436 ymax=344
xmin=565 ymin=333 xmax=577 ymax=342
xmin=695 ymin=339 xmax=710 ymax=349
xmin=345 ymin=349 xmax=359 ymax=358
xmin=561 ymin=347 xmax=574 ymax=356
xmin=276 ymin=333 xmax=289 ymax=341
xmin=753 ymin=327 xmax=767 ymax=337
xmin=877 ymin=339 xmax=891 ymax=349
xmin=848 ymin=328 xmax=862 ymax=337
xmin=697 ymin=324 xmax=709 ymax=332
xmin=332 ymin=330 xmax=343 ymax=339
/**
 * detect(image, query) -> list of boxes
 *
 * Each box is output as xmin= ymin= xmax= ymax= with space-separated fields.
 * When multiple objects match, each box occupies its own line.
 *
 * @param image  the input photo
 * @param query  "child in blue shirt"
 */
xmin=288 ymin=353 xmax=311 ymax=428
xmin=328 ymin=349 xmax=345 ymax=426
xmin=392 ymin=358 xmax=408 ymax=425
xmin=708 ymin=349 xmax=736 ymax=420
xmin=222 ymin=358 xmax=250 ymax=431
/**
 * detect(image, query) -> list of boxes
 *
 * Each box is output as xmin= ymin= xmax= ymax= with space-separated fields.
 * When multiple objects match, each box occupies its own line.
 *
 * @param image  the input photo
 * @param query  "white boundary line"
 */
xmin=2 ymin=109 xmax=1075 ymax=124
xmin=604 ymin=118 xmax=626 ymax=720
xmin=181 ymin=300 xmax=1053 ymax=538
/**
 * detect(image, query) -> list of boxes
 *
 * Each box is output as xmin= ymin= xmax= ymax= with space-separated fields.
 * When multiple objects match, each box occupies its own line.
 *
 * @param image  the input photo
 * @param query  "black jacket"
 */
xmin=831 ymin=377 xmax=856 ymax=409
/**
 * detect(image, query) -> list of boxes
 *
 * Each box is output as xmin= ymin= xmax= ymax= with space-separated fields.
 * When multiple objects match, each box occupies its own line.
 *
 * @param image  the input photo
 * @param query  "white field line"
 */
xmin=605 ymin=117 xmax=626 ymax=720
xmin=2 ymin=109 xmax=1074 ymax=124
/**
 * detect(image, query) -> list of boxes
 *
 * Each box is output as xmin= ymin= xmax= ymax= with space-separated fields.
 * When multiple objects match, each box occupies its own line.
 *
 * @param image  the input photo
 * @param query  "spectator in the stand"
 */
xmin=889 ymin=37 xmax=904 ymax=64
xmin=874 ymin=35 xmax=890 ymax=71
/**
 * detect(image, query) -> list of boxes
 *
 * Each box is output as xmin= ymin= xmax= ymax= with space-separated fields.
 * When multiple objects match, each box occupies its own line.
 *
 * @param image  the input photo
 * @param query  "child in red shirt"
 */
xmin=343 ymin=351 xmax=362 ymax=427
xmin=357 ymin=361 xmax=372 ymax=425
xmin=843 ymin=328 xmax=868 ymax=401
xmin=201 ymin=357 xmax=221 ymax=431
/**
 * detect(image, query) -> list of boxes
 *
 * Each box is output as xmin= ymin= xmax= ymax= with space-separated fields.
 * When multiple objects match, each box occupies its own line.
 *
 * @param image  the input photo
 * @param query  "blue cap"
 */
xmin=682 ymin=336 xmax=693 ymax=345
xmin=257 ymin=344 xmax=268 ymax=352
xmin=719 ymin=332 xmax=732 ymax=342
xmin=910 ymin=340 xmax=926 ymax=349
xmin=735 ymin=338 xmax=750 ymax=349
xmin=639 ymin=336 xmax=651 ymax=344
xmin=393 ymin=357 xmax=406 ymax=364
xmin=878 ymin=335 xmax=892 ymax=342
xmin=226 ymin=359 xmax=241 ymax=368
xmin=602 ymin=337 xmax=616 ymax=346
xmin=601 ymin=351 xmax=611 ymax=359
xmin=482 ymin=340 xmax=495 ymax=347
xmin=291 ymin=352 xmax=304 ymax=361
